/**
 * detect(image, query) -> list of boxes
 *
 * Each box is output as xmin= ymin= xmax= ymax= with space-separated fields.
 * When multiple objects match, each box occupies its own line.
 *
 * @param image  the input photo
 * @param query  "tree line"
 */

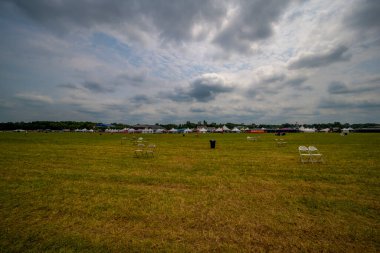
xmin=0 ymin=121 xmax=378 ymax=131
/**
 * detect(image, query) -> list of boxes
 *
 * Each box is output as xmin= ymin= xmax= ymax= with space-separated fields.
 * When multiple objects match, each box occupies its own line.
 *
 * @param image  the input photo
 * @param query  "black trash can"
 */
xmin=210 ymin=140 xmax=216 ymax=149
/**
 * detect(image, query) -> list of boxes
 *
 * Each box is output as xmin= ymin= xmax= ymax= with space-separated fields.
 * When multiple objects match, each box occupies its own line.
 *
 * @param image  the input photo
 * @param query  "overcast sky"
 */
xmin=0 ymin=0 xmax=379 ymax=124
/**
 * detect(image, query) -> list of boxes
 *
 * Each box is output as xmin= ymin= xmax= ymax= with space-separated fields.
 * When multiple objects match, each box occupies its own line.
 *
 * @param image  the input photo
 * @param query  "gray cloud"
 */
xmin=249 ymin=74 xmax=310 ymax=97
xmin=131 ymin=94 xmax=154 ymax=104
xmin=5 ymin=0 xmax=294 ymax=54
xmin=327 ymin=81 xmax=350 ymax=94
xmin=164 ymin=89 xmax=193 ymax=103
xmin=319 ymin=99 xmax=380 ymax=110
xmin=346 ymin=0 xmax=380 ymax=31
xmin=285 ymin=76 xmax=308 ymax=87
xmin=288 ymin=45 xmax=351 ymax=69
xmin=5 ymin=0 xmax=225 ymax=42
xmin=328 ymin=79 xmax=380 ymax=94
xmin=116 ymin=71 xmax=148 ymax=87
xmin=82 ymin=81 xmax=114 ymax=93
xmin=139 ymin=0 xmax=226 ymax=42
xmin=5 ymin=0 xmax=140 ymax=34
xmin=57 ymin=81 xmax=115 ymax=93
xmin=262 ymin=73 xmax=286 ymax=84
xmin=14 ymin=93 xmax=53 ymax=105
xmin=190 ymin=107 xmax=206 ymax=113
xmin=165 ymin=73 xmax=233 ymax=102
xmin=58 ymin=83 xmax=80 ymax=90
xmin=187 ymin=79 xmax=232 ymax=102
xmin=213 ymin=0 xmax=292 ymax=54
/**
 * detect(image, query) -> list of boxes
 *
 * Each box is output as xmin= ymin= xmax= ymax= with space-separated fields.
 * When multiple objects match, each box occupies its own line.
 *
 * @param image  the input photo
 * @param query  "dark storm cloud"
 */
xmin=213 ymin=0 xmax=292 ymax=54
xmin=165 ymin=74 xmax=233 ymax=102
xmin=288 ymin=45 xmax=351 ymax=69
xmin=345 ymin=0 xmax=380 ymax=31
xmin=82 ymin=81 xmax=114 ymax=93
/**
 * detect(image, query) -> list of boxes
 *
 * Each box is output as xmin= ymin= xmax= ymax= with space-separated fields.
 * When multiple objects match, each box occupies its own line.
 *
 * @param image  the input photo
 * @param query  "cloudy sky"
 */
xmin=0 ymin=0 xmax=379 ymax=124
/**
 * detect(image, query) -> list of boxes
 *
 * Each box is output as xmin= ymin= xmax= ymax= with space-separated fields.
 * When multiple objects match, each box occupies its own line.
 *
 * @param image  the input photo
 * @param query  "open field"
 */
xmin=0 ymin=132 xmax=379 ymax=252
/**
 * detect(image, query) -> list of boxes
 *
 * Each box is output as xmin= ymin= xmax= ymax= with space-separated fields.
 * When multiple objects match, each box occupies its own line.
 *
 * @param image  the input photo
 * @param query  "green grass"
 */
xmin=0 ymin=132 xmax=379 ymax=252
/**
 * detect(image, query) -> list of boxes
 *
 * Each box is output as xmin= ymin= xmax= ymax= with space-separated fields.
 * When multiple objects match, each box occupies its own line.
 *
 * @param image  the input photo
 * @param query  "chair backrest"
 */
xmin=147 ymin=144 xmax=156 ymax=149
xmin=299 ymin=146 xmax=309 ymax=153
xmin=308 ymin=146 xmax=318 ymax=152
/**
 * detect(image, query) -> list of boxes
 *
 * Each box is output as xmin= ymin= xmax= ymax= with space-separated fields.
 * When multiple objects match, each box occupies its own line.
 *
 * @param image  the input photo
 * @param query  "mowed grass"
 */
xmin=0 ymin=132 xmax=379 ymax=252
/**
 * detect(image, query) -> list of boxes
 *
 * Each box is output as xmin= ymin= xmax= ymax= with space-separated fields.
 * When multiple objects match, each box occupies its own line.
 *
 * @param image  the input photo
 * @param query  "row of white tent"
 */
xmin=298 ymin=127 xmax=353 ymax=133
xmin=77 ymin=126 xmax=353 ymax=134
xmin=101 ymin=125 xmax=240 ymax=134
xmin=74 ymin=128 xmax=94 ymax=132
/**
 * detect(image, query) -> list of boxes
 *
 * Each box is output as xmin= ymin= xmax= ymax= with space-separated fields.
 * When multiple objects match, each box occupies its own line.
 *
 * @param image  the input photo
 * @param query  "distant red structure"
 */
xmin=247 ymin=129 xmax=266 ymax=134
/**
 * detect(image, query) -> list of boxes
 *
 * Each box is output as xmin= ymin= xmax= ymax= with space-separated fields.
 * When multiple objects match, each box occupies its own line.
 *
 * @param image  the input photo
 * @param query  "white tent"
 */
xmin=76 ymin=128 xmax=88 ymax=132
xmin=215 ymin=127 xmax=223 ymax=133
xmin=184 ymin=128 xmax=193 ymax=133
xmin=127 ymin=128 xmax=135 ymax=133
xmin=169 ymin=128 xmax=178 ymax=133
xmin=231 ymin=127 xmax=241 ymax=133
xmin=155 ymin=129 xmax=164 ymax=134
xmin=341 ymin=128 xmax=353 ymax=135
xmin=142 ymin=128 xmax=153 ymax=134
xmin=299 ymin=126 xmax=316 ymax=133
xmin=222 ymin=125 xmax=230 ymax=132
xmin=198 ymin=127 xmax=207 ymax=133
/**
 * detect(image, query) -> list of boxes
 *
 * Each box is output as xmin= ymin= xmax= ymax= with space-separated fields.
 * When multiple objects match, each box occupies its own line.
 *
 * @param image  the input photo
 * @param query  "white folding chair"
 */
xmin=146 ymin=144 xmax=156 ymax=157
xmin=134 ymin=143 xmax=145 ymax=157
xmin=308 ymin=146 xmax=323 ymax=163
xmin=299 ymin=146 xmax=311 ymax=163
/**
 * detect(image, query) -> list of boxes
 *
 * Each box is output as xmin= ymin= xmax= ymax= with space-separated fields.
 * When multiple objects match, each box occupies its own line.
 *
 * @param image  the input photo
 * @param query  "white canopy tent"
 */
xmin=222 ymin=125 xmax=230 ymax=132
xmin=169 ymin=128 xmax=178 ymax=133
xmin=215 ymin=127 xmax=223 ymax=133
xmin=299 ymin=126 xmax=316 ymax=133
xmin=142 ymin=128 xmax=153 ymax=134
xmin=198 ymin=127 xmax=207 ymax=133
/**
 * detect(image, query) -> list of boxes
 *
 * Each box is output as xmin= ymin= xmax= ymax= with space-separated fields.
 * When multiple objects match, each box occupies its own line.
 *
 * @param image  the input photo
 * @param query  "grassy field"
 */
xmin=0 ymin=132 xmax=379 ymax=252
